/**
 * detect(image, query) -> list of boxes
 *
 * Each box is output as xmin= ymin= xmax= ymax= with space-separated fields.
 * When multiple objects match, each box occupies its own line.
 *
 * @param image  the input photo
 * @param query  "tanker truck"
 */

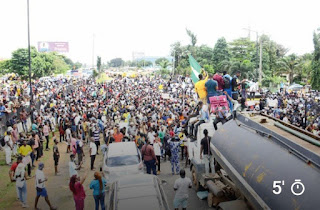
xmin=187 ymin=112 xmax=320 ymax=209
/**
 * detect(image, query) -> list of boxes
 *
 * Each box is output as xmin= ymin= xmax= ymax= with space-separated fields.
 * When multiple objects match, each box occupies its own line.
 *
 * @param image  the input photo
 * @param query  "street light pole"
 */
xmin=27 ymin=0 xmax=33 ymax=123
xmin=172 ymin=50 xmax=175 ymax=76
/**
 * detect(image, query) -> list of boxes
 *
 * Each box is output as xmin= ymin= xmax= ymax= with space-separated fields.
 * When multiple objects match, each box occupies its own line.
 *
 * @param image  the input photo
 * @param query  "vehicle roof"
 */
xmin=107 ymin=142 xmax=138 ymax=157
xmin=115 ymin=174 xmax=164 ymax=210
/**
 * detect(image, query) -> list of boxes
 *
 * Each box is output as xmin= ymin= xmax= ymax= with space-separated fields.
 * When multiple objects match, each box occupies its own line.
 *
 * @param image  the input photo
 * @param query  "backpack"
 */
xmin=0 ymin=136 xmax=5 ymax=147
xmin=223 ymin=76 xmax=231 ymax=89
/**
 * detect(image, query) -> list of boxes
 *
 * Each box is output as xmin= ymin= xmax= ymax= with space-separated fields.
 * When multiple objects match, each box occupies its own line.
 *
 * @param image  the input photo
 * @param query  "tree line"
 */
xmin=0 ymin=47 xmax=82 ymax=79
xmin=170 ymin=29 xmax=320 ymax=90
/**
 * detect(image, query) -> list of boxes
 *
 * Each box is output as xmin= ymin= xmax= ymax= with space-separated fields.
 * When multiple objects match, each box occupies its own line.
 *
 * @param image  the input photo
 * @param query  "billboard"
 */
xmin=38 ymin=42 xmax=69 ymax=52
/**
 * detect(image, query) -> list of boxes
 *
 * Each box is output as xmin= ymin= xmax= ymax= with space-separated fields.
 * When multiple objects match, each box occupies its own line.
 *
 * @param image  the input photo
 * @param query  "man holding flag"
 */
xmin=189 ymin=54 xmax=208 ymax=104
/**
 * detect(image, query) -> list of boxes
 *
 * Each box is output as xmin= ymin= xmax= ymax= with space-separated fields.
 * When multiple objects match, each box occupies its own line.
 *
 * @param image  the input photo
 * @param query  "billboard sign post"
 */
xmin=38 ymin=42 xmax=69 ymax=52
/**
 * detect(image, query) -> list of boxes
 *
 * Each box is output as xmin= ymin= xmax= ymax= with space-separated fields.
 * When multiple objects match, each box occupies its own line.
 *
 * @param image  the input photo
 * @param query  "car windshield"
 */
xmin=107 ymin=155 xmax=140 ymax=167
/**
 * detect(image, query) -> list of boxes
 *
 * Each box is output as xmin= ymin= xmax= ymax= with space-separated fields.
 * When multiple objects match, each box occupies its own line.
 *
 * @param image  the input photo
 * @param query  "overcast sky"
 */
xmin=0 ymin=0 xmax=319 ymax=65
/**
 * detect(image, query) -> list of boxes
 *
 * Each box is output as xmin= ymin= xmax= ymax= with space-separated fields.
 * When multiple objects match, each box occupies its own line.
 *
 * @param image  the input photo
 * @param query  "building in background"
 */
xmin=132 ymin=52 xmax=145 ymax=61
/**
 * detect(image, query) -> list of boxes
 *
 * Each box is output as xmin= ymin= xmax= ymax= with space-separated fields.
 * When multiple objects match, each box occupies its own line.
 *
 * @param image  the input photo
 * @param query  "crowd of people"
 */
xmin=2 ymin=74 xmax=200 ymax=210
xmin=1 ymin=70 xmax=319 ymax=209
xmin=193 ymin=70 xmax=320 ymax=136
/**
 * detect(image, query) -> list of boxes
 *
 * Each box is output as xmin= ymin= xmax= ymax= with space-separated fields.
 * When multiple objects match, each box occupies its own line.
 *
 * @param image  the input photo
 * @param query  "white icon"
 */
xmin=291 ymin=179 xmax=305 ymax=196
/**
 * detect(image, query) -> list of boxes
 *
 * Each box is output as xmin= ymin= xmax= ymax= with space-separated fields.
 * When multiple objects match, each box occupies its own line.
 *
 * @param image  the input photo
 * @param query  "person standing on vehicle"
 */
xmin=34 ymin=162 xmax=57 ymax=210
xmin=205 ymin=74 xmax=218 ymax=103
xmin=223 ymin=71 xmax=233 ymax=110
xmin=195 ymin=71 xmax=208 ymax=104
xmin=141 ymin=138 xmax=158 ymax=175
xmin=200 ymin=129 xmax=215 ymax=175
xmin=173 ymin=169 xmax=192 ymax=210
xmin=90 ymin=172 xmax=107 ymax=210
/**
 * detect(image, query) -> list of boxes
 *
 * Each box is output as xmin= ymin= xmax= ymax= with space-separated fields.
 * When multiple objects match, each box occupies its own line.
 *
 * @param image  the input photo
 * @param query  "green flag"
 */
xmin=188 ymin=54 xmax=201 ymax=83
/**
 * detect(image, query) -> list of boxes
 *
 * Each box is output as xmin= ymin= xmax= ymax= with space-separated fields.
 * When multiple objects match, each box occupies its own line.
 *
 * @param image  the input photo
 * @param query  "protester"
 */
xmin=14 ymin=163 xmax=30 ymax=208
xmin=53 ymin=139 xmax=60 ymax=175
xmin=168 ymin=136 xmax=181 ymax=175
xmin=18 ymin=139 xmax=32 ymax=177
xmin=69 ymin=173 xmax=87 ymax=210
xmin=4 ymin=128 xmax=13 ymax=165
xmin=153 ymin=137 xmax=162 ymax=174
xmin=69 ymin=154 xmax=79 ymax=178
xmin=90 ymin=172 xmax=107 ymax=210
xmin=173 ymin=169 xmax=192 ymax=210
xmin=89 ymin=138 xmax=97 ymax=170
xmin=141 ymin=138 xmax=158 ymax=175
xmin=34 ymin=163 xmax=57 ymax=210
xmin=9 ymin=156 xmax=23 ymax=200
xmin=195 ymin=71 xmax=208 ymax=104
xmin=200 ymin=129 xmax=215 ymax=174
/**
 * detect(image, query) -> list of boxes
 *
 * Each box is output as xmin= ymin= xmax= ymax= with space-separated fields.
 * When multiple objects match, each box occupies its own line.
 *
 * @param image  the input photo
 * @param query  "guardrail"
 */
xmin=260 ymin=113 xmax=320 ymax=141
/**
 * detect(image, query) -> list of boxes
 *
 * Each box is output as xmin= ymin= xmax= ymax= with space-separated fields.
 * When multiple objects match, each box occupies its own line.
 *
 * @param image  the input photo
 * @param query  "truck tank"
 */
xmin=210 ymin=114 xmax=320 ymax=210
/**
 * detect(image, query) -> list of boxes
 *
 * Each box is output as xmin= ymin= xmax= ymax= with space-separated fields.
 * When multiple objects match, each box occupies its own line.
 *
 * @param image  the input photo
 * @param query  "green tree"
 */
xmin=155 ymin=57 xmax=169 ymax=66
xmin=212 ymin=37 xmax=230 ymax=70
xmin=203 ymin=64 xmax=215 ymax=75
xmin=229 ymin=38 xmax=255 ymax=63
xmin=74 ymin=62 xmax=82 ymax=69
xmin=277 ymin=54 xmax=301 ymax=84
xmin=186 ymin=28 xmax=197 ymax=47
xmin=11 ymin=47 xmax=38 ymax=77
xmin=108 ymin=58 xmax=124 ymax=67
xmin=311 ymin=30 xmax=320 ymax=90
xmin=137 ymin=60 xmax=152 ymax=68
xmin=0 ymin=59 xmax=11 ymax=75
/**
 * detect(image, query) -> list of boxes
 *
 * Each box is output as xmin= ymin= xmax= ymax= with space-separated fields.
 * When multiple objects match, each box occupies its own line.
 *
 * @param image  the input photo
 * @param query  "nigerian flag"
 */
xmin=188 ymin=54 xmax=201 ymax=83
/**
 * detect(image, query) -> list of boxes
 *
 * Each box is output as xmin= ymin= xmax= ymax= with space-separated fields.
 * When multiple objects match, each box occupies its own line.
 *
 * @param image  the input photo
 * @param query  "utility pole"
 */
xmin=259 ymin=38 xmax=263 ymax=84
xmin=27 ymin=0 xmax=33 ymax=123
xmin=243 ymin=28 xmax=263 ymax=83
xmin=172 ymin=50 xmax=175 ymax=76
xmin=92 ymin=34 xmax=95 ymax=68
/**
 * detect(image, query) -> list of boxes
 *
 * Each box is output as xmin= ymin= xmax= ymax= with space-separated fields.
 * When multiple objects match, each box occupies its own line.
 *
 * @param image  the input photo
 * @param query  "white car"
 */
xmin=102 ymin=142 xmax=143 ymax=183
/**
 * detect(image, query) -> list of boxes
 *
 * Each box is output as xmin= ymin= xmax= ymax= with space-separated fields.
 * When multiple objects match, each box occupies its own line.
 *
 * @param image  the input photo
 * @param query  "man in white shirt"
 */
xmin=89 ymin=138 xmax=97 ymax=170
xmin=68 ymin=154 xmax=79 ymax=178
xmin=173 ymin=169 xmax=192 ymax=210
xmin=4 ymin=128 xmax=13 ymax=165
xmin=65 ymin=127 xmax=71 ymax=153
xmin=147 ymin=130 xmax=155 ymax=145
xmin=34 ymin=163 xmax=56 ymax=210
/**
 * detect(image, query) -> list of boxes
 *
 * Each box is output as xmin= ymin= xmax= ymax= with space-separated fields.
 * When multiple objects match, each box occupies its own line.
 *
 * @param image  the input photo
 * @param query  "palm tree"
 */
xmin=276 ymin=54 xmax=301 ymax=84
xmin=186 ymin=29 xmax=197 ymax=47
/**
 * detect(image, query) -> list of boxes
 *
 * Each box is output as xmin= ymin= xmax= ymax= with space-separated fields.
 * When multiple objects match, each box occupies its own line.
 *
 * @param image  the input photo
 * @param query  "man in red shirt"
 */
xmin=141 ymin=139 xmax=158 ymax=175
xmin=9 ymin=156 xmax=23 ymax=181
xmin=213 ymin=72 xmax=224 ymax=91
xmin=9 ymin=156 xmax=23 ymax=200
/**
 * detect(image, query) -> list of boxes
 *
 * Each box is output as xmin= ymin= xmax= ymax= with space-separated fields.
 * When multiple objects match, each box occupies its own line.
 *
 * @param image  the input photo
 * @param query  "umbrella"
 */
xmin=288 ymin=84 xmax=303 ymax=91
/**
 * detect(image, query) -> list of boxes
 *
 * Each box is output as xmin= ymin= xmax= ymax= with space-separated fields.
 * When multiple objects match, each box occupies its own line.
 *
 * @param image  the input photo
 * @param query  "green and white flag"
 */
xmin=188 ymin=54 xmax=201 ymax=83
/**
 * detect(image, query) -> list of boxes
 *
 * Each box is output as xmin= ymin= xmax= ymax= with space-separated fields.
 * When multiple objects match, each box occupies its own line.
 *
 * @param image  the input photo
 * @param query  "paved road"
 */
xmin=9 ymin=141 xmax=213 ymax=210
